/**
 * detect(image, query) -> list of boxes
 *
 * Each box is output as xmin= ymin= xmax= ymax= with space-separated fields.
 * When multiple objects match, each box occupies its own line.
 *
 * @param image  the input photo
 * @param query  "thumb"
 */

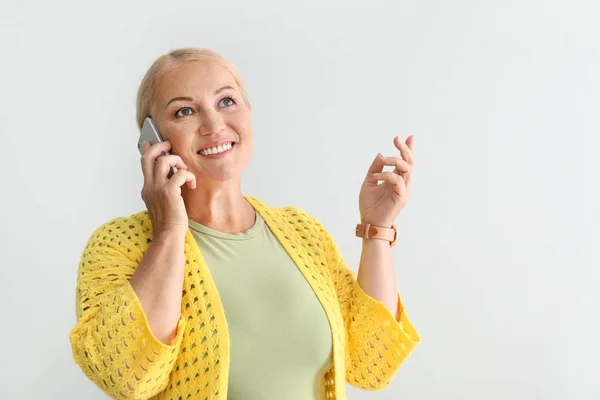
xmin=363 ymin=153 xmax=384 ymax=186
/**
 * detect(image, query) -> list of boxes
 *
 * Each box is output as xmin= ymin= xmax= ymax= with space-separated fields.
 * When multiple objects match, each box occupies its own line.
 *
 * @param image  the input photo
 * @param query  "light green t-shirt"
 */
xmin=188 ymin=211 xmax=333 ymax=400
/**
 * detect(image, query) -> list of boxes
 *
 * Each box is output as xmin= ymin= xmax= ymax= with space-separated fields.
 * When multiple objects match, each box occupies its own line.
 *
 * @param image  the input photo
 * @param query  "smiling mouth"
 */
xmin=198 ymin=142 xmax=235 ymax=156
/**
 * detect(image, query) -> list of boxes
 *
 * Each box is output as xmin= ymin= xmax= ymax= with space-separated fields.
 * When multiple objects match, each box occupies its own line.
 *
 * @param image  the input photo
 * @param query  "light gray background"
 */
xmin=1 ymin=0 xmax=598 ymax=399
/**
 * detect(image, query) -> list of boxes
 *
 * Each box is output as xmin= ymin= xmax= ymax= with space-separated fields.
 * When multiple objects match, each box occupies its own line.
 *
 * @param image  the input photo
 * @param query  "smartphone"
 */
xmin=138 ymin=117 xmax=177 ymax=178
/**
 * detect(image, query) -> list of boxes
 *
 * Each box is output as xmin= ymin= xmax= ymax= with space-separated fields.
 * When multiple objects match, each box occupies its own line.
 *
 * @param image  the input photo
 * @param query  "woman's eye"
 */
xmin=175 ymin=107 xmax=193 ymax=117
xmin=219 ymin=97 xmax=235 ymax=107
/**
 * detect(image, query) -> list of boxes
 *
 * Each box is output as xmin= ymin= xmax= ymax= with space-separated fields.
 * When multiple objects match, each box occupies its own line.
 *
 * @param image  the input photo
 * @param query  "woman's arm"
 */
xmin=356 ymin=137 xmax=416 ymax=321
xmin=130 ymin=228 xmax=186 ymax=344
xmin=131 ymin=140 xmax=196 ymax=345
xmin=357 ymin=238 xmax=400 ymax=320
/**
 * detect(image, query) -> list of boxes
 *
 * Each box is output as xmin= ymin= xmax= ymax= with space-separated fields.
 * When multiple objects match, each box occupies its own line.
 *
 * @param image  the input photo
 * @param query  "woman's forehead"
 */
xmin=158 ymin=62 xmax=237 ymax=93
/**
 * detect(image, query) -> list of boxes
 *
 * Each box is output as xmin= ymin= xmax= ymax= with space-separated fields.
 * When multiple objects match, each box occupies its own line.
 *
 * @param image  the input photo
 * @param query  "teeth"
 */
xmin=200 ymin=142 xmax=233 ymax=156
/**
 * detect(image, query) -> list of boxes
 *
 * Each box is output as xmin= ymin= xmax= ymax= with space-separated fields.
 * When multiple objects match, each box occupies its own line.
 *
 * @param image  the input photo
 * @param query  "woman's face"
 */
xmin=152 ymin=61 xmax=253 ymax=183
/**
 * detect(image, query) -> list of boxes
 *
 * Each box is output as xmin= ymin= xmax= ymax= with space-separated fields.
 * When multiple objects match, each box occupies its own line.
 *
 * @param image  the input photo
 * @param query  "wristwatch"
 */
xmin=355 ymin=222 xmax=398 ymax=247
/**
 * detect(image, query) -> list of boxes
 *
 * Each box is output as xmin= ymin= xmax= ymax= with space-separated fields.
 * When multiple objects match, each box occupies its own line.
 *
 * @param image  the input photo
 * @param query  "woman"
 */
xmin=69 ymin=48 xmax=420 ymax=400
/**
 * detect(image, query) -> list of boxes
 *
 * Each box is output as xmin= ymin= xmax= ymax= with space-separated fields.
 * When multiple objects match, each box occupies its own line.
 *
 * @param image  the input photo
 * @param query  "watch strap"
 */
xmin=355 ymin=222 xmax=398 ymax=247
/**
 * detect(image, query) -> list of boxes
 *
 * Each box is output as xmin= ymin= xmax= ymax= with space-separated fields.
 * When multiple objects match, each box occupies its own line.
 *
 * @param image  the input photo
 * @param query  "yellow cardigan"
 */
xmin=69 ymin=196 xmax=420 ymax=399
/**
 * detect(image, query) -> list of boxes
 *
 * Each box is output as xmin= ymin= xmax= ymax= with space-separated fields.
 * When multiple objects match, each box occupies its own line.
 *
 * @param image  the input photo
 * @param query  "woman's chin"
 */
xmin=190 ymin=168 xmax=243 ymax=185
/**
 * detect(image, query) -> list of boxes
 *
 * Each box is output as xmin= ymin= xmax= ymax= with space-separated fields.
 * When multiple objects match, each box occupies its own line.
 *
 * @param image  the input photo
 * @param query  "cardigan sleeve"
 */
xmin=316 ymin=217 xmax=420 ymax=390
xmin=69 ymin=217 xmax=185 ymax=400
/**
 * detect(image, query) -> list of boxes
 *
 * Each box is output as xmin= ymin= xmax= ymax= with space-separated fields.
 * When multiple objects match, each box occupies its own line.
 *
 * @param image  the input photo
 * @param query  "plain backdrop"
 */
xmin=1 ymin=0 xmax=598 ymax=399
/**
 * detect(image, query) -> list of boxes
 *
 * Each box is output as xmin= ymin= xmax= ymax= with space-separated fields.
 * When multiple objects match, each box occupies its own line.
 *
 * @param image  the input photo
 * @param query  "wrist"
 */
xmin=361 ymin=236 xmax=390 ymax=248
xmin=360 ymin=217 xmax=394 ymax=228
xmin=355 ymin=222 xmax=398 ymax=247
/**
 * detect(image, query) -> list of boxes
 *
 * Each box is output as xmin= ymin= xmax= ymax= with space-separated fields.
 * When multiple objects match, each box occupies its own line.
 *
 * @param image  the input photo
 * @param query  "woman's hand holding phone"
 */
xmin=131 ymin=140 xmax=195 ymax=344
xmin=140 ymin=141 xmax=196 ymax=237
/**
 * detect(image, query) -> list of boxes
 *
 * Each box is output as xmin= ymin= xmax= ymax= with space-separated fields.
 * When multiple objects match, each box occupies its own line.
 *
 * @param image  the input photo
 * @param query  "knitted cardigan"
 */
xmin=69 ymin=196 xmax=420 ymax=399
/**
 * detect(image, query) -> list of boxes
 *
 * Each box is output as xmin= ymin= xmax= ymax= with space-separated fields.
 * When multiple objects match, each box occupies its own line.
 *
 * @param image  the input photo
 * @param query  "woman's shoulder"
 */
xmin=89 ymin=210 xmax=151 ymax=234
xmin=83 ymin=210 xmax=153 ymax=252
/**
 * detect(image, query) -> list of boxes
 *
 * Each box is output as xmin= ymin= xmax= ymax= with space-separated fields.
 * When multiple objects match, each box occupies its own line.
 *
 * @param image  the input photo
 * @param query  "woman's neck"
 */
xmin=183 ymin=183 xmax=256 ymax=234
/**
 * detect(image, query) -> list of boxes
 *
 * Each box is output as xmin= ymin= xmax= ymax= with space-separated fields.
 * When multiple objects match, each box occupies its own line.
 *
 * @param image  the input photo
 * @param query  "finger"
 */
xmin=394 ymin=136 xmax=415 ymax=165
xmin=373 ymin=171 xmax=408 ymax=197
xmin=381 ymin=155 xmax=414 ymax=190
xmin=167 ymin=169 xmax=197 ymax=190
xmin=402 ymin=137 xmax=416 ymax=189
xmin=379 ymin=156 xmax=411 ymax=173
xmin=146 ymin=140 xmax=175 ymax=157
xmin=404 ymin=163 xmax=414 ymax=190
xmin=363 ymin=153 xmax=385 ymax=187
xmin=141 ymin=141 xmax=173 ymax=184
xmin=154 ymin=155 xmax=189 ymax=184
xmin=406 ymin=135 xmax=415 ymax=153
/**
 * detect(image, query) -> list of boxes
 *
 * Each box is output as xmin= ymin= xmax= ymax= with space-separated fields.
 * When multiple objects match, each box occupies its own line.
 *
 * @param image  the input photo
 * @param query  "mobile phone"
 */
xmin=138 ymin=117 xmax=177 ymax=178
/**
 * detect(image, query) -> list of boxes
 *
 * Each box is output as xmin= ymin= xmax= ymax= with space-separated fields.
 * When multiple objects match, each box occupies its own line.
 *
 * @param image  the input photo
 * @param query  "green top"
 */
xmin=188 ymin=210 xmax=333 ymax=400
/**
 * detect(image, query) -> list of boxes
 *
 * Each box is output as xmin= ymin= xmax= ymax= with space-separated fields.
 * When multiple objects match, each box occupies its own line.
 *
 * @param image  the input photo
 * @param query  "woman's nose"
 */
xmin=197 ymin=110 xmax=226 ymax=136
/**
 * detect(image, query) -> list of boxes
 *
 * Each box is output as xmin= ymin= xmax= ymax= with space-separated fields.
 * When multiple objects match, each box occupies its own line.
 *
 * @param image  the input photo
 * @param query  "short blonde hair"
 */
xmin=135 ymin=47 xmax=250 ymax=129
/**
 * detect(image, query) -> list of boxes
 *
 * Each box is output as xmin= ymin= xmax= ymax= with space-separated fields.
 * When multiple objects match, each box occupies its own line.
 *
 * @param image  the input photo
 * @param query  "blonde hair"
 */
xmin=135 ymin=47 xmax=250 ymax=129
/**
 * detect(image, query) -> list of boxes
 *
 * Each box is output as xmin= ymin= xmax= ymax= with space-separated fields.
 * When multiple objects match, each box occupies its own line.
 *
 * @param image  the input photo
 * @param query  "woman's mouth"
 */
xmin=198 ymin=142 xmax=235 ymax=157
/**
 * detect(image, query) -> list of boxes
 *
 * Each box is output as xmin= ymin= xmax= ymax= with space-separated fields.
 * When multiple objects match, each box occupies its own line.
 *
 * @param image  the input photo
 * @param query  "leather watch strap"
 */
xmin=355 ymin=222 xmax=398 ymax=247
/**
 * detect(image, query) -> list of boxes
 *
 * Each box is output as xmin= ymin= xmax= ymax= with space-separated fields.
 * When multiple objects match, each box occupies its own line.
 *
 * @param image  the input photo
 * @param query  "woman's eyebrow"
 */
xmin=166 ymin=96 xmax=193 ymax=107
xmin=215 ymin=85 xmax=235 ymax=94
xmin=165 ymin=86 xmax=236 ymax=108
